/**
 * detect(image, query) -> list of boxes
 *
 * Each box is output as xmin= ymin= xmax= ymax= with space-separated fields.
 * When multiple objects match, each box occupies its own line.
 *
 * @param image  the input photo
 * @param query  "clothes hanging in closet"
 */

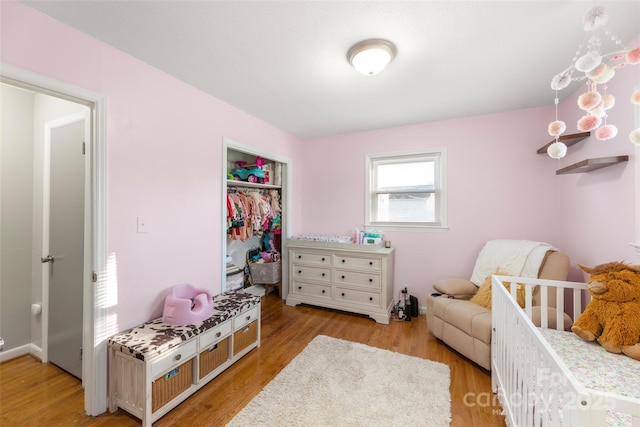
xmin=227 ymin=188 xmax=281 ymax=241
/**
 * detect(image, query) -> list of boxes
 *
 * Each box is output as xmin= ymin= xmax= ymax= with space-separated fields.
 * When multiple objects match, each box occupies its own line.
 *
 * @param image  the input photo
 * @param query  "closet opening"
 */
xmin=222 ymin=138 xmax=292 ymax=301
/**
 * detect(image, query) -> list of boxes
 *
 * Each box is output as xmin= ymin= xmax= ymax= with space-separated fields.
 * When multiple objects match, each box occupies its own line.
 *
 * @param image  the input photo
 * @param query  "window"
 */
xmin=366 ymin=148 xmax=447 ymax=231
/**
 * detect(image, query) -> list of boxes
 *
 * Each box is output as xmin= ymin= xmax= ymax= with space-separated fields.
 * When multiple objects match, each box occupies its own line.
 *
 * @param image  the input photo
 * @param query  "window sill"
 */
xmin=366 ymin=224 xmax=449 ymax=233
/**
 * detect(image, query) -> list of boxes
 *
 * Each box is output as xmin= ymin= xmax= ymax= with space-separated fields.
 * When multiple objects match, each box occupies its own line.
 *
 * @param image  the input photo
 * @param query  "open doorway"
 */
xmin=0 ymin=63 xmax=108 ymax=415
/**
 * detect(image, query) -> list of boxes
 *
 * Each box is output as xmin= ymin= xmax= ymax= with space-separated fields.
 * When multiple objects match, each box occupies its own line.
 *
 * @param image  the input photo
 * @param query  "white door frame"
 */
xmin=1 ymin=62 xmax=108 ymax=415
xmin=42 ymin=111 xmax=88 ymax=370
xmin=222 ymin=137 xmax=293 ymax=299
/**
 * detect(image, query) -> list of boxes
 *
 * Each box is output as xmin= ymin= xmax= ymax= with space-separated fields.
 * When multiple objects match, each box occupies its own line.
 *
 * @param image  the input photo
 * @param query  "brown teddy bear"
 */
xmin=572 ymin=262 xmax=640 ymax=361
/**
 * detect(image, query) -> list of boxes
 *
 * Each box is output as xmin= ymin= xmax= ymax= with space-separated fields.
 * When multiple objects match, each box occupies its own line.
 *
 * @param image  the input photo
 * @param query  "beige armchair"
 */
xmin=426 ymin=240 xmax=570 ymax=370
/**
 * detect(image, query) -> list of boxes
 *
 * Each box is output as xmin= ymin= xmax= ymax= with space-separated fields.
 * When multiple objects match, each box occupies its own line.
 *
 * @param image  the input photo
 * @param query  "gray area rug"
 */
xmin=226 ymin=335 xmax=451 ymax=427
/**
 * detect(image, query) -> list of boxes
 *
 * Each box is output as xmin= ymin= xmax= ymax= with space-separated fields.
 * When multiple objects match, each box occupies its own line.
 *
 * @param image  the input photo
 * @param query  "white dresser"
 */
xmin=286 ymin=240 xmax=395 ymax=324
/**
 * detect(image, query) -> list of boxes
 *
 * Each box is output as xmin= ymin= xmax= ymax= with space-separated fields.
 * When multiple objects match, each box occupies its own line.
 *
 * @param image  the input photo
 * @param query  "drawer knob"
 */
xmin=321 ymin=257 xmax=325 ymax=261
xmin=341 ymin=292 xmax=345 ymax=297
xmin=369 ymin=278 xmax=373 ymax=282
xmin=322 ymin=289 xmax=325 ymax=294
xmin=321 ymin=273 xmax=325 ymax=277
xmin=298 ymin=270 xmax=302 ymax=274
xmin=298 ymin=255 xmax=302 ymax=259
xmin=342 ymin=259 xmax=345 ymax=263
xmin=246 ymin=315 xmax=251 ymax=321
xmin=341 ymin=275 xmax=345 ymax=279
xmin=174 ymin=354 xmax=182 ymax=361
xmin=216 ymin=332 xmax=221 ymax=338
xmin=298 ymin=286 xmax=302 ymax=290
xmin=369 ymin=261 xmax=373 ymax=266
xmin=369 ymin=297 xmax=373 ymax=301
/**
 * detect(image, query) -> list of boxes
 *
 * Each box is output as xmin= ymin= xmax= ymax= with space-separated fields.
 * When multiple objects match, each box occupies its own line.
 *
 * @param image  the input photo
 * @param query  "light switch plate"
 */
xmin=137 ymin=217 xmax=148 ymax=233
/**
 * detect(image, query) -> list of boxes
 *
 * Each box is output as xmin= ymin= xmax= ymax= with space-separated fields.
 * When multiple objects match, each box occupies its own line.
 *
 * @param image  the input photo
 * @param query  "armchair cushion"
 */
xmin=441 ymin=299 xmax=492 ymax=345
xmin=432 ymin=278 xmax=478 ymax=300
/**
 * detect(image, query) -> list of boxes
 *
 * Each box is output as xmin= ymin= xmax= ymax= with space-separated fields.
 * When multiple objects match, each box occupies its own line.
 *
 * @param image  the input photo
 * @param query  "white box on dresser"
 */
xmin=286 ymin=239 xmax=395 ymax=324
xmin=108 ymin=292 xmax=260 ymax=427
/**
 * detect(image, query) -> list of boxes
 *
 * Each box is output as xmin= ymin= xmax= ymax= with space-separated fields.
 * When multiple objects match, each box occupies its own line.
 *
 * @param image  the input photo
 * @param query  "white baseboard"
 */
xmin=30 ymin=343 xmax=43 ymax=360
xmin=0 ymin=343 xmax=43 ymax=363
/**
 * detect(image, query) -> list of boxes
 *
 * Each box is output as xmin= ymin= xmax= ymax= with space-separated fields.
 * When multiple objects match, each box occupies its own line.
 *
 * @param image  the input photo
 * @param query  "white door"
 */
xmin=43 ymin=119 xmax=85 ymax=379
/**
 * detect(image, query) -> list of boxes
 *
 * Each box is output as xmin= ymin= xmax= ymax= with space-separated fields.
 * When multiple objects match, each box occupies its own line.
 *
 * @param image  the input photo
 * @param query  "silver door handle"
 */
xmin=41 ymin=255 xmax=55 ymax=263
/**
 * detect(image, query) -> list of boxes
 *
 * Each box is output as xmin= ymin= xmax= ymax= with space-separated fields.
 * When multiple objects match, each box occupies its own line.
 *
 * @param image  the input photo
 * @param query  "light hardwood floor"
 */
xmin=0 ymin=293 xmax=505 ymax=426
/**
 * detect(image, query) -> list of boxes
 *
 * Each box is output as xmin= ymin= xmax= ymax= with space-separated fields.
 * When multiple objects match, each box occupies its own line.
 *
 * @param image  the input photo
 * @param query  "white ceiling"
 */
xmin=20 ymin=1 xmax=640 ymax=139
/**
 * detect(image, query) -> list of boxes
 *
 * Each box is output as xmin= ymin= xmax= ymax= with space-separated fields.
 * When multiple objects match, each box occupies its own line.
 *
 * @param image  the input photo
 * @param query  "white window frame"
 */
xmin=365 ymin=148 xmax=448 ymax=232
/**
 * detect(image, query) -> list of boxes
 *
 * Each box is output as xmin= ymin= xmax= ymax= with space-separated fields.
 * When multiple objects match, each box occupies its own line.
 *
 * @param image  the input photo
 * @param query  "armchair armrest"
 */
xmin=432 ymin=278 xmax=478 ymax=300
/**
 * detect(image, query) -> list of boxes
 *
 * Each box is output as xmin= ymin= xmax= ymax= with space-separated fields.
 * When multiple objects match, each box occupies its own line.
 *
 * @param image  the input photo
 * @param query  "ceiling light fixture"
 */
xmin=348 ymin=39 xmax=396 ymax=76
xmin=547 ymin=5 xmax=640 ymax=158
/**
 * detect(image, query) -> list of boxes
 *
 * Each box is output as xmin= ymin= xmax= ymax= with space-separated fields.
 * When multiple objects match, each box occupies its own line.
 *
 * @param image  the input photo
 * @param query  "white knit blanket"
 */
xmin=469 ymin=239 xmax=555 ymax=286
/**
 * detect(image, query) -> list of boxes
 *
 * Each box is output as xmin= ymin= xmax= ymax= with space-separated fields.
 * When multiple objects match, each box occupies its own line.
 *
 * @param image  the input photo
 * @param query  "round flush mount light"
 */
xmin=347 ymin=39 xmax=396 ymax=75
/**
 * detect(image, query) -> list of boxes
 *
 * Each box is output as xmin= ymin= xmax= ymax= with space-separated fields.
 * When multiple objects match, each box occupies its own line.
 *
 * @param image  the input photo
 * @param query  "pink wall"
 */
xmin=1 ymin=1 xmax=303 ymax=330
xmin=301 ymin=34 xmax=639 ymax=303
xmin=302 ymin=108 xmax=567 ymax=304
xmin=555 ymin=34 xmax=640 ymax=281
xmin=3 ymin=0 xmax=638 ymax=321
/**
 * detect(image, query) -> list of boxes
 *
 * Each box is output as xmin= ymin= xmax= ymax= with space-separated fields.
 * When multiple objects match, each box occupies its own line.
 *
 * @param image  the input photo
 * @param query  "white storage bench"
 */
xmin=108 ymin=291 xmax=261 ymax=426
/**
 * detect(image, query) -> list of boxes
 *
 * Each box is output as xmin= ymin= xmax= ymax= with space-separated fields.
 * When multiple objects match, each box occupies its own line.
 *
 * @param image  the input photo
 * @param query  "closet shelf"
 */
xmin=226 ymin=180 xmax=281 ymax=189
xmin=555 ymin=155 xmax=629 ymax=175
xmin=537 ymin=131 xmax=590 ymax=155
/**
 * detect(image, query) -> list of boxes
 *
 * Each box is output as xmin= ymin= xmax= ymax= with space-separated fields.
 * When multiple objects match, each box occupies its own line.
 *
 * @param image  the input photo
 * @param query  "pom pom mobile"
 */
xmin=547 ymin=5 xmax=640 ymax=158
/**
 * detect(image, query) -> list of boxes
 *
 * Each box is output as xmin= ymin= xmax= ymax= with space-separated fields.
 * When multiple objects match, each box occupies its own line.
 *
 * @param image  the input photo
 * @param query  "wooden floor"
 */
xmin=0 ymin=293 xmax=505 ymax=426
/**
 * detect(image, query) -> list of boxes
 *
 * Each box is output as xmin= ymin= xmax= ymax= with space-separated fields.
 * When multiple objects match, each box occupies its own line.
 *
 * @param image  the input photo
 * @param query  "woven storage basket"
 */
xmin=233 ymin=321 xmax=258 ymax=356
xmin=199 ymin=337 xmax=230 ymax=379
xmin=151 ymin=358 xmax=193 ymax=412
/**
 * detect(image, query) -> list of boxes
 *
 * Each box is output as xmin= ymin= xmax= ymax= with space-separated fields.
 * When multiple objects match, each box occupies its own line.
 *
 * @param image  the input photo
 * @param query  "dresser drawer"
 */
xmin=334 ymin=255 xmax=380 ymax=270
xmin=292 ymin=265 xmax=331 ymax=282
xmin=335 ymin=270 xmax=380 ymax=288
xmin=291 ymin=250 xmax=332 ymax=266
xmin=335 ymin=287 xmax=381 ymax=307
xmin=291 ymin=281 xmax=332 ymax=299
xmin=199 ymin=320 xmax=232 ymax=349
xmin=151 ymin=339 xmax=197 ymax=379
xmin=233 ymin=306 xmax=259 ymax=331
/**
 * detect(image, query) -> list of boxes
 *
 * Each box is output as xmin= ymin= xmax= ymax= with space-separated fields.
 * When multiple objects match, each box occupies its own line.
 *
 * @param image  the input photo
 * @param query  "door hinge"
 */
xmin=82 ymin=141 xmax=86 ymax=155
xmin=92 ymin=272 xmax=97 ymax=283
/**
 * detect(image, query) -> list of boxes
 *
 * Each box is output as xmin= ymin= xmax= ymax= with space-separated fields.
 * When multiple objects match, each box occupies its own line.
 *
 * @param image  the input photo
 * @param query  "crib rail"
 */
xmin=491 ymin=276 xmax=607 ymax=427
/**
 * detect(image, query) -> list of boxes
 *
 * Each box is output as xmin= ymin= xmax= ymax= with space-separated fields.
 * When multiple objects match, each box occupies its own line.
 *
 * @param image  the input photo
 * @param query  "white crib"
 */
xmin=491 ymin=275 xmax=640 ymax=427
